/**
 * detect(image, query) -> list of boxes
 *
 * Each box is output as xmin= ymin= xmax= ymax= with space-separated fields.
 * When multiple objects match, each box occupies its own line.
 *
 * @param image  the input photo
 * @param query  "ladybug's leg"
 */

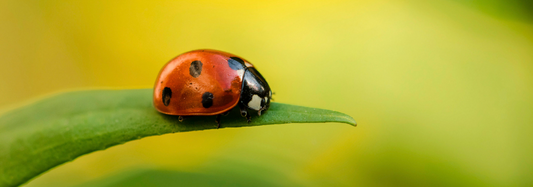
xmin=215 ymin=115 xmax=221 ymax=129
xmin=239 ymin=103 xmax=252 ymax=123
xmin=222 ymin=111 xmax=230 ymax=116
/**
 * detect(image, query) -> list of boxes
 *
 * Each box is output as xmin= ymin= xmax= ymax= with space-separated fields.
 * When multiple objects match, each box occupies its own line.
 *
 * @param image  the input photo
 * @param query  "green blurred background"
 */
xmin=2 ymin=0 xmax=533 ymax=186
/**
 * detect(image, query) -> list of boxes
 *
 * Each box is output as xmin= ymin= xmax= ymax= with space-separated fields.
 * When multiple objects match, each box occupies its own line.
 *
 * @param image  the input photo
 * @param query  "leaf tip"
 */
xmin=348 ymin=117 xmax=357 ymax=127
xmin=336 ymin=112 xmax=357 ymax=126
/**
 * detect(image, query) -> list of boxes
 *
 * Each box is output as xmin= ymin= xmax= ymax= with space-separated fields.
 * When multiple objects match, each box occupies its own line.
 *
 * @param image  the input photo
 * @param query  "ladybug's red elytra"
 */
xmin=153 ymin=49 xmax=272 ymax=128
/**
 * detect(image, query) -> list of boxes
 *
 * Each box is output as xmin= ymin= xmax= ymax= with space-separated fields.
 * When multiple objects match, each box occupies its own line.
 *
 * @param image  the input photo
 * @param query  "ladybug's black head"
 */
xmin=240 ymin=67 xmax=272 ymax=116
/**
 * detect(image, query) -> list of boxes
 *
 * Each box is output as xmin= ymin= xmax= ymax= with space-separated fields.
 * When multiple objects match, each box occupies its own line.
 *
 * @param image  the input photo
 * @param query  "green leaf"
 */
xmin=0 ymin=89 xmax=355 ymax=187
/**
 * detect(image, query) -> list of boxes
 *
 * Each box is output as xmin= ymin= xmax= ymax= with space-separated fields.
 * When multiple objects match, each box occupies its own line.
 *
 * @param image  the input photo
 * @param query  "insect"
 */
xmin=153 ymin=49 xmax=272 ymax=128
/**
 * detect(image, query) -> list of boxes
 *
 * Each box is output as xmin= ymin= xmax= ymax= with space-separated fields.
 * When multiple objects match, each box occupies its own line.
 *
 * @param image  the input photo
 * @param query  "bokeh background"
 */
xmin=2 ymin=0 xmax=533 ymax=186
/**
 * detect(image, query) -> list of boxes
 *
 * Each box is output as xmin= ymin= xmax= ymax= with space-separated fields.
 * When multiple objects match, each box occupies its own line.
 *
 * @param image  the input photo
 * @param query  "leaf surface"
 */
xmin=0 ymin=89 xmax=355 ymax=187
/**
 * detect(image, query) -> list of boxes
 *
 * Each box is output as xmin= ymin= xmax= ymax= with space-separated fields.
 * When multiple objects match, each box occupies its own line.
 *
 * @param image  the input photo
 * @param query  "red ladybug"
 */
xmin=153 ymin=49 xmax=272 ymax=128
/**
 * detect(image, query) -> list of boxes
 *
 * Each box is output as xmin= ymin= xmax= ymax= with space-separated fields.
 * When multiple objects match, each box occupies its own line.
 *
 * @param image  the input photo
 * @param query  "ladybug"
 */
xmin=153 ymin=49 xmax=272 ymax=128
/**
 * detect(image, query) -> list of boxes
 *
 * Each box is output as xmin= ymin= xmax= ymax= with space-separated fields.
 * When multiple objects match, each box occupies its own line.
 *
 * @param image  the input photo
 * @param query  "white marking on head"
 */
xmin=265 ymin=97 xmax=268 ymax=103
xmin=248 ymin=94 xmax=262 ymax=110
xmin=269 ymin=91 xmax=272 ymax=98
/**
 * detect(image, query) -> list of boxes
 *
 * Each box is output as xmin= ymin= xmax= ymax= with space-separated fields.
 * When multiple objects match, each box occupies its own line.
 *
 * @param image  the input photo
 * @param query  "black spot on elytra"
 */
xmin=202 ymin=92 xmax=214 ymax=108
xmin=162 ymin=87 xmax=172 ymax=106
xmin=189 ymin=60 xmax=203 ymax=78
xmin=228 ymin=57 xmax=245 ymax=70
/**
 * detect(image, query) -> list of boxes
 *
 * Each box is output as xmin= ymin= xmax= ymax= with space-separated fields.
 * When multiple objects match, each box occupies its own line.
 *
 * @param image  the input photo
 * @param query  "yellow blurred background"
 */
xmin=1 ymin=0 xmax=533 ymax=186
